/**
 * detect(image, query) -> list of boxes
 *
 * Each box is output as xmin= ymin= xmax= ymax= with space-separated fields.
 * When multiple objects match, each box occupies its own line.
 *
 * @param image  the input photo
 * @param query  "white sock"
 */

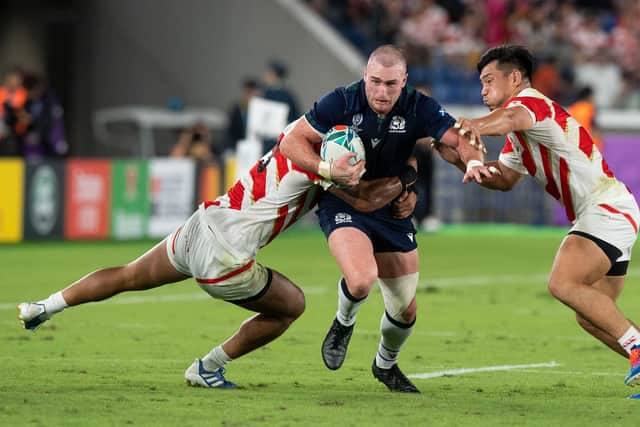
xmin=202 ymin=345 xmax=232 ymax=371
xmin=39 ymin=291 xmax=68 ymax=315
xmin=336 ymin=277 xmax=367 ymax=327
xmin=375 ymin=311 xmax=415 ymax=369
xmin=617 ymin=326 xmax=640 ymax=354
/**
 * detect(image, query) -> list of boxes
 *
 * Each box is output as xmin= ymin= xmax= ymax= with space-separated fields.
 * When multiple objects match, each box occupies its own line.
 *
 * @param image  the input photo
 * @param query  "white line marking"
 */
xmin=408 ymin=361 xmax=560 ymax=379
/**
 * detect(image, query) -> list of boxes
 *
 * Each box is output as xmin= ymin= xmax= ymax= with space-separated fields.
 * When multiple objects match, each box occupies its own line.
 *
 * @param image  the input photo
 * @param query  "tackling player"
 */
xmin=279 ymin=45 xmax=490 ymax=393
xmin=17 ymin=120 xmax=411 ymax=389
xmin=442 ymin=45 xmax=640 ymax=395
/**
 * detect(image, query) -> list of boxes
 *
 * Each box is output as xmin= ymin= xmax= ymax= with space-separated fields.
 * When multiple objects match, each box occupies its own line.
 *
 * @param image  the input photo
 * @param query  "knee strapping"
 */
xmin=378 ymin=273 xmax=419 ymax=322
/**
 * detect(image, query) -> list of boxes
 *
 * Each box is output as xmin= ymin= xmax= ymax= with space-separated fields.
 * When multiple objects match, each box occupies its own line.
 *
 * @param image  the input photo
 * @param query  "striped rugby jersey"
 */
xmin=498 ymin=88 xmax=633 ymax=222
xmin=199 ymin=121 xmax=323 ymax=259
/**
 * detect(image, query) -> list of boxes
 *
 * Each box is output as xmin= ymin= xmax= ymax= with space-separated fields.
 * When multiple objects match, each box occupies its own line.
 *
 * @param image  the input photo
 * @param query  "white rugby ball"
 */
xmin=320 ymin=125 xmax=366 ymax=166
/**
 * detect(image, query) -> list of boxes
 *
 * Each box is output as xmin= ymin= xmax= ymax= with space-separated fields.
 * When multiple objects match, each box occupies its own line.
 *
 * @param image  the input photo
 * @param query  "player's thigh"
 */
xmin=550 ymin=234 xmax=610 ymax=286
xmin=125 ymin=239 xmax=190 ymax=290
xmin=327 ymin=227 xmax=378 ymax=282
xmin=375 ymin=249 xmax=419 ymax=278
xmin=236 ymin=269 xmax=304 ymax=319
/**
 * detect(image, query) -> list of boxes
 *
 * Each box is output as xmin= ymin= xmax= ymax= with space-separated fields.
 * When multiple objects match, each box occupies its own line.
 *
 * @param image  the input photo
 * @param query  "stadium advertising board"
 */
xmin=148 ymin=158 xmax=195 ymax=238
xmin=64 ymin=159 xmax=112 ymax=240
xmin=23 ymin=161 xmax=65 ymax=240
xmin=111 ymin=160 xmax=149 ymax=240
xmin=0 ymin=158 xmax=24 ymax=242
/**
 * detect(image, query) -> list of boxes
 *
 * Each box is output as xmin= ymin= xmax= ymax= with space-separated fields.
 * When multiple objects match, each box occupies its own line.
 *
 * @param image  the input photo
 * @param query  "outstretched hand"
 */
xmin=330 ymin=153 xmax=366 ymax=187
xmin=463 ymin=162 xmax=501 ymax=184
xmin=454 ymin=119 xmax=486 ymax=154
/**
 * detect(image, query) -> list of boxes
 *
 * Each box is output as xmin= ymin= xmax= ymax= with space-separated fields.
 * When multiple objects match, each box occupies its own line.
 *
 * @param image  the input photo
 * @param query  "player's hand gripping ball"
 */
xmin=320 ymin=125 xmax=366 ymax=166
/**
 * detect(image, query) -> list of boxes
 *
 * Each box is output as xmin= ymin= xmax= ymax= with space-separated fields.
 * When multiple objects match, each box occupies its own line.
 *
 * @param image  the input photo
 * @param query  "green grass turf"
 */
xmin=1 ymin=226 xmax=638 ymax=426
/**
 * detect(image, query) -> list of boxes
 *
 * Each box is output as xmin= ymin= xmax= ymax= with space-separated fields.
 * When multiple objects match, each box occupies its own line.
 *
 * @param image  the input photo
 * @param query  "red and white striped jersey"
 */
xmin=199 ymin=123 xmax=323 ymax=259
xmin=498 ymin=88 xmax=633 ymax=222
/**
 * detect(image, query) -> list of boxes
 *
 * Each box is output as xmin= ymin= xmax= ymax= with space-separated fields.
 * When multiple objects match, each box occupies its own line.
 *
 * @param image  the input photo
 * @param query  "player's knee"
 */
xmin=379 ymin=273 xmax=419 ymax=322
xmin=547 ymin=276 xmax=573 ymax=302
xmin=345 ymin=272 xmax=378 ymax=299
xmin=287 ymin=285 xmax=306 ymax=320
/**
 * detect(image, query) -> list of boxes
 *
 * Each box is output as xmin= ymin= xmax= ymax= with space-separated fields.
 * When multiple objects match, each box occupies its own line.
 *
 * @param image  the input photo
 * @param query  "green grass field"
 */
xmin=1 ymin=226 xmax=638 ymax=426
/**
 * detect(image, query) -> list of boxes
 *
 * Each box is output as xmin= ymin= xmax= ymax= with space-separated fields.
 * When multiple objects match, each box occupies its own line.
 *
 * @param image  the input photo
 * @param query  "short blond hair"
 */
xmin=367 ymin=45 xmax=407 ymax=71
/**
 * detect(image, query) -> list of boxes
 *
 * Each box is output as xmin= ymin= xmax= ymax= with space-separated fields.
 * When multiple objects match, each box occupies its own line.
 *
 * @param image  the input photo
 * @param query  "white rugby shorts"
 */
xmin=165 ymin=210 xmax=270 ymax=302
xmin=570 ymin=196 xmax=639 ymax=263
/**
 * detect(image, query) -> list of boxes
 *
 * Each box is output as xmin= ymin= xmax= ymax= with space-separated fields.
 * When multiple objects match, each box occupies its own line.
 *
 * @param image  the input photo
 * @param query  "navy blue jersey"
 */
xmin=305 ymin=80 xmax=455 ymax=180
xmin=306 ymin=79 xmax=455 ymax=224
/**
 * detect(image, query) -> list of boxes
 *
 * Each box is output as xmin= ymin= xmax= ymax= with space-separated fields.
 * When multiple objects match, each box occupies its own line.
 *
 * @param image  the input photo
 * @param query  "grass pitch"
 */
xmin=1 ymin=226 xmax=638 ymax=426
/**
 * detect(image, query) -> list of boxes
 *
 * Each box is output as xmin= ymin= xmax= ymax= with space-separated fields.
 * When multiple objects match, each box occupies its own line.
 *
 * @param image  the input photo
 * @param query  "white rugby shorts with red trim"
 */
xmin=165 ymin=210 xmax=269 ymax=301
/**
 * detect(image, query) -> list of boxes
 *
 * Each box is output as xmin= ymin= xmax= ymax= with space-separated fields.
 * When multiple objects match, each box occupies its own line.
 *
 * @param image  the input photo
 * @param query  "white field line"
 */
xmin=408 ymin=361 xmax=560 ymax=379
xmin=2 ymin=268 xmax=639 ymax=311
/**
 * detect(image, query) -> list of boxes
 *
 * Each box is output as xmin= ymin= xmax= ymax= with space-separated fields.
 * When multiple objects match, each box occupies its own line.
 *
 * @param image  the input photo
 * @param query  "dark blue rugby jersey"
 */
xmin=305 ymin=80 xmax=456 ymax=179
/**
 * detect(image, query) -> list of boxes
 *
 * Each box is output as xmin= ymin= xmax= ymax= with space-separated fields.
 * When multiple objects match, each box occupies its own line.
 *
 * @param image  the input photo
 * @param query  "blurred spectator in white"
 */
xmin=19 ymin=73 xmax=68 ymax=163
xmin=170 ymin=122 xmax=215 ymax=165
xmin=574 ymin=48 xmax=622 ymax=108
xmin=224 ymin=78 xmax=261 ymax=154
xmin=262 ymin=59 xmax=300 ymax=152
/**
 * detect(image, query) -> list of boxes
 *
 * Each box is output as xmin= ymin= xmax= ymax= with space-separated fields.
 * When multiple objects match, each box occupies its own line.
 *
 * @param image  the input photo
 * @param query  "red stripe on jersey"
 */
xmin=501 ymin=137 xmax=515 ymax=154
xmin=284 ymin=192 xmax=309 ymax=232
xmin=266 ymin=205 xmax=289 ymax=245
xmin=552 ymin=102 xmax=569 ymax=131
xmin=598 ymin=203 xmax=638 ymax=234
xmin=601 ymin=158 xmax=615 ymax=178
xmin=538 ymin=145 xmax=561 ymax=200
xmin=227 ymin=181 xmax=245 ymax=210
xmin=249 ymin=163 xmax=267 ymax=202
xmin=196 ymin=260 xmax=255 ymax=284
xmin=559 ymin=158 xmax=575 ymax=222
xmin=513 ymin=132 xmax=537 ymax=176
xmin=203 ymin=200 xmax=220 ymax=209
xmin=578 ymin=127 xmax=595 ymax=158
xmin=275 ymin=151 xmax=290 ymax=183
xmin=171 ymin=226 xmax=183 ymax=255
xmin=508 ymin=96 xmax=552 ymax=122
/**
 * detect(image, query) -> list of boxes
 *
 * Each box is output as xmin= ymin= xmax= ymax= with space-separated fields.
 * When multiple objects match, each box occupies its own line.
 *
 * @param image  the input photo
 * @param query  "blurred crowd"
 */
xmin=0 ymin=66 xmax=67 ymax=162
xmin=307 ymin=0 xmax=640 ymax=109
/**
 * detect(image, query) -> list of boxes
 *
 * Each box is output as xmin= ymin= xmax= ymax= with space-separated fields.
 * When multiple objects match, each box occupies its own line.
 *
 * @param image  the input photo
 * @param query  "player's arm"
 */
xmin=328 ymin=177 xmax=403 ymax=213
xmin=457 ymin=105 xmax=534 ymax=137
xmin=280 ymin=118 xmax=364 ymax=187
xmin=431 ymin=139 xmax=523 ymax=191
xmin=435 ymin=128 xmax=495 ymax=184
xmin=391 ymin=156 xmax=418 ymax=219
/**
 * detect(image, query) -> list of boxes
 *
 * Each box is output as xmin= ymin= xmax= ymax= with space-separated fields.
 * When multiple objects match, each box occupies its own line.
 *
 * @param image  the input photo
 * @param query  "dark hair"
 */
xmin=477 ymin=45 xmax=534 ymax=81
xmin=268 ymin=60 xmax=288 ymax=79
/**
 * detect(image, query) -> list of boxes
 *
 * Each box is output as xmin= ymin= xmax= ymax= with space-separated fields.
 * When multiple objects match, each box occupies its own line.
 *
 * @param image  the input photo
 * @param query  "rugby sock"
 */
xmin=336 ymin=277 xmax=367 ymax=327
xmin=618 ymin=326 xmax=640 ymax=354
xmin=39 ymin=291 xmax=68 ymax=315
xmin=375 ymin=311 xmax=415 ymax=369
xmin=202 ymin=345 xmax=232 ymax=372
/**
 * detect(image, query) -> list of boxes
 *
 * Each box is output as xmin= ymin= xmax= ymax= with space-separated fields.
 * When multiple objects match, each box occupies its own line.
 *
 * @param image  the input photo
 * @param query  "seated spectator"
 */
xmin=170 ymin=122 xmax=215 ymax=164
xmin=20 ymin=73 xmax=68 ymax=162
xmin=0 ymin=66 xmax=28 ymax=155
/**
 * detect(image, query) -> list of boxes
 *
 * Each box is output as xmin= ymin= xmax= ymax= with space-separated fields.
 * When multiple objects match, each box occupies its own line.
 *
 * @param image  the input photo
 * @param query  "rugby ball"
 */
xmin=320 ymin=125 xmax=366 ymax=166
